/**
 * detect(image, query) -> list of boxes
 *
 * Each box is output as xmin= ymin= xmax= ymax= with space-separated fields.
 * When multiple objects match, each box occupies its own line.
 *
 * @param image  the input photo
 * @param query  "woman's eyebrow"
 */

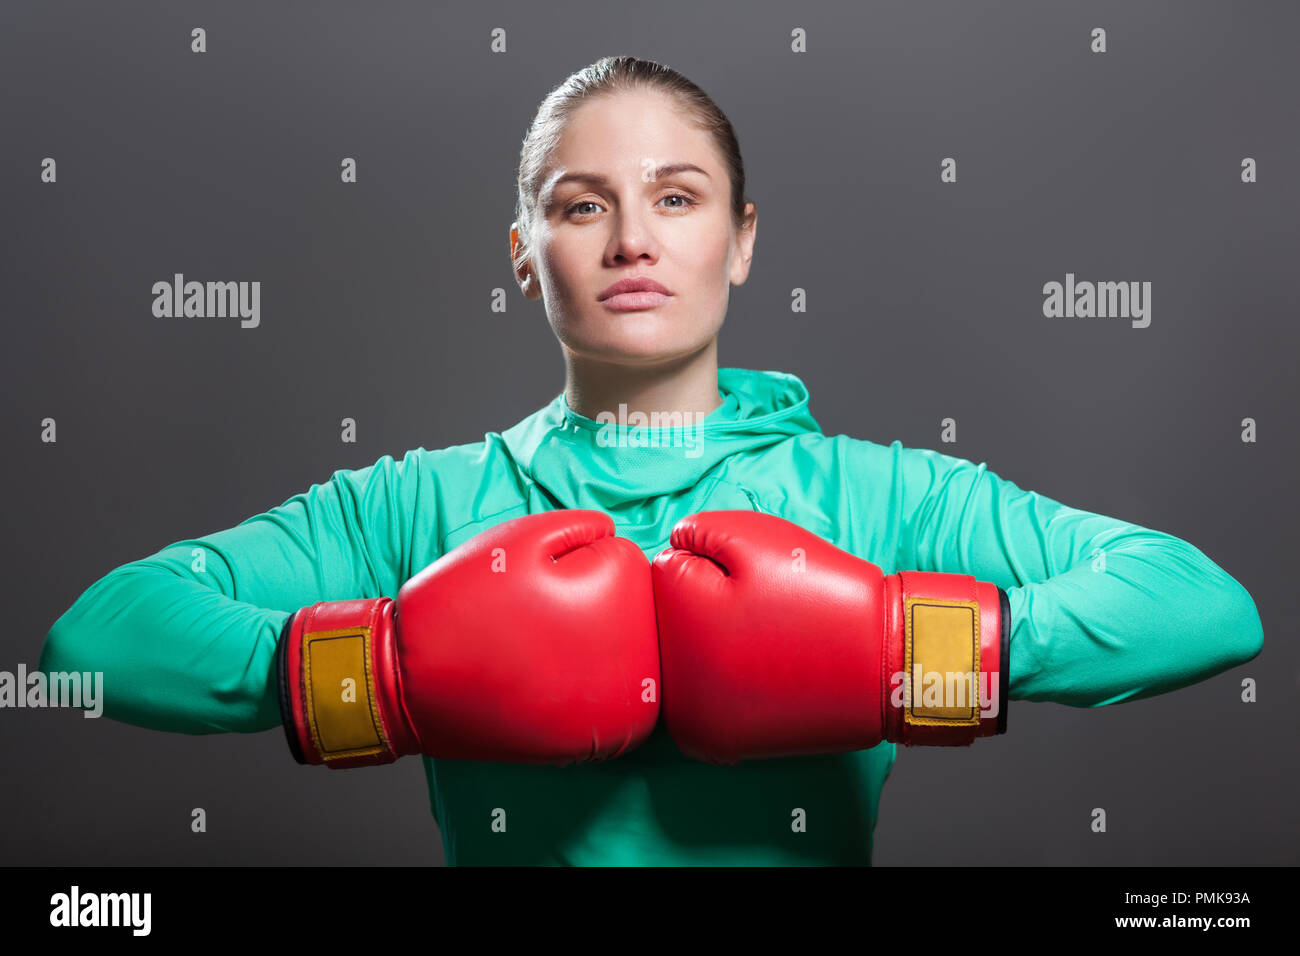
xmin=548 ymin=162 xmax=711 ymax=191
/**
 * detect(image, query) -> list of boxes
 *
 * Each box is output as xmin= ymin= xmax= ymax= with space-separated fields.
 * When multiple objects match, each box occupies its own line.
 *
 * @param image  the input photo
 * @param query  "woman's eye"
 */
xmin=658 ymin=194 xmax=694 ymax=210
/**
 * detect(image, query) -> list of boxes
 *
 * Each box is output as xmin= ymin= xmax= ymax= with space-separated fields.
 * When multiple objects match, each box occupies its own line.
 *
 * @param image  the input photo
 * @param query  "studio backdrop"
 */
xmin=1 ymin=0 xmax=1295 ymax=866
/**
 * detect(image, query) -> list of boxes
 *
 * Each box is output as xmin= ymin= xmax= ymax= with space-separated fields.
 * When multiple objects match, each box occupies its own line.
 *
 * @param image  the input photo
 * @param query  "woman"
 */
xmin=40 ymin=55 xmax=1263 ymax=866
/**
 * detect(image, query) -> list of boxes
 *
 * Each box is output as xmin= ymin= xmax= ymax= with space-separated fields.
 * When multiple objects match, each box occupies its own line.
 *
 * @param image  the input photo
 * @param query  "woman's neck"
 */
xmin=563 ymin=342 xmax=724 ymax=423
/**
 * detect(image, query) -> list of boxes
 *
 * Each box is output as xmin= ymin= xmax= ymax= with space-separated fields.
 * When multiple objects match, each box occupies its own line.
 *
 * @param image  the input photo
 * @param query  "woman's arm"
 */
xmin=37 ymin=451 xmax=425 ymax=734
xmin=856 ymin=439 xmax=1263 ymax=707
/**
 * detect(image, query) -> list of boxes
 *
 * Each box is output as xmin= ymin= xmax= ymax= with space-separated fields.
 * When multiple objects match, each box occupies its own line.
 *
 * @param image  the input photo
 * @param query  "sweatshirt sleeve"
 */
xmin=37 ymin=451 xmax=422 ymax=734
xmin=874 ymin=440 xmax=1263 ymax=707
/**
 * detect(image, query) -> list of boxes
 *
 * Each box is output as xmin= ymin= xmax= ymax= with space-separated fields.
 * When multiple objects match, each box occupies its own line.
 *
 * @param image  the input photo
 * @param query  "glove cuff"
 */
xmin=277 ymin=597 xmax=413 ymax=768
xmin=883 ymin=571 xmax=1008 ymax=746
xmin=997 ymin=586 xmax=1010 ymax=736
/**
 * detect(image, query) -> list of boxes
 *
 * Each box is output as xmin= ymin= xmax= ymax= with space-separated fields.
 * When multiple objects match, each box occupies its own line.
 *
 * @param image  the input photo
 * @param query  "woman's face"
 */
xmin=513 ymin=89 xmax=756 ymax=367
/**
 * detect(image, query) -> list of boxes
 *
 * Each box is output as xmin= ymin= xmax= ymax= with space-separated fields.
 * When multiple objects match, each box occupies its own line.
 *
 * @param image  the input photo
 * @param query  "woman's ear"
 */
xmin=510 ymin=223 xmax=543 ymax=300
xmin=729 ymin=203 xmax=758 ymax=287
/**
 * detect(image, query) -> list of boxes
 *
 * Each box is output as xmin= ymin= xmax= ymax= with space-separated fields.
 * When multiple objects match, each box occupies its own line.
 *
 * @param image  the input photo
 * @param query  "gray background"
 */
xmin=1 ymin=1 xmax=1296 ymax=865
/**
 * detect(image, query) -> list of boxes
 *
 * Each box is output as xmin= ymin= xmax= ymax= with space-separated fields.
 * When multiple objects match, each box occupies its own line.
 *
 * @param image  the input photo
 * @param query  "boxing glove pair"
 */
xmin=277 ymin=509 xmax=1008 ymax=769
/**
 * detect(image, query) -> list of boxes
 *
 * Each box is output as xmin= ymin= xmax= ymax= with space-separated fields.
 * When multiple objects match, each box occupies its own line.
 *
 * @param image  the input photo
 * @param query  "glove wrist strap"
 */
xmin=278 ymin=597 xmax=411 ymax=768
xmin=883 ymin=571 xmax=1007 ymax=746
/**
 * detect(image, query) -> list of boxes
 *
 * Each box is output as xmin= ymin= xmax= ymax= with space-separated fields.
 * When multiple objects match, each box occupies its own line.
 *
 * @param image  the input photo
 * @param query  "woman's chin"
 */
xmin=554 ymin=308 xmax=719 ymax=366
xmin=561 ymin=328 xmax=702 ymax=366
xmin=579 ymin=341 xmax=697 ymax=366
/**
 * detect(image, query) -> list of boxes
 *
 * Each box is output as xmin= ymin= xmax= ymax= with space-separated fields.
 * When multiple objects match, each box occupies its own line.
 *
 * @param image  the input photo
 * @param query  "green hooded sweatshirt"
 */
xmin=38 ymin=367 xmax=1264 ymax=865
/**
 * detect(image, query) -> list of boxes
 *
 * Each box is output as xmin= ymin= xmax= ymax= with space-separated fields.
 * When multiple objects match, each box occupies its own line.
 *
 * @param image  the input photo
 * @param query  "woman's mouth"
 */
xmin=598 ymin=277 xmax=673 ymax=311
xmin=602 ymin=290 xmax=672 ymax=311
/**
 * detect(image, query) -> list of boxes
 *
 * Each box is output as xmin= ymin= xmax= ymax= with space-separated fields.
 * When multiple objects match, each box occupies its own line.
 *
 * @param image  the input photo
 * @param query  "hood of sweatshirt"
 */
xmin=497 ymin=368 xmax=822 ymax=542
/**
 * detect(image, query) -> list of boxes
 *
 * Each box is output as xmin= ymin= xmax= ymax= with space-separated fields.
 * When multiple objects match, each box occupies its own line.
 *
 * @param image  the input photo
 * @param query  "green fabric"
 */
xmin=39 ymin=367 xmax=1263 ymax=865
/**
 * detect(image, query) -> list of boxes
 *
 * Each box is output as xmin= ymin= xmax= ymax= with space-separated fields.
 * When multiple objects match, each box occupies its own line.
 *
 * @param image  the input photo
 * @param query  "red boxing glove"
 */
xmin=651 ymin=510 xmax=1009 ymax=764
xmin=278 ymin=510 xmax=660 ymax=768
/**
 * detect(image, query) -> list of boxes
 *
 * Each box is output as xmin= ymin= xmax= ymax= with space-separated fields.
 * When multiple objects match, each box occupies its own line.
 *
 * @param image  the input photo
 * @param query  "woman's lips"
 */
xmin=601 ymin=290 xmax=672 ymax=311
xmin=597 ymin=276 xmax=673 ymax=310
